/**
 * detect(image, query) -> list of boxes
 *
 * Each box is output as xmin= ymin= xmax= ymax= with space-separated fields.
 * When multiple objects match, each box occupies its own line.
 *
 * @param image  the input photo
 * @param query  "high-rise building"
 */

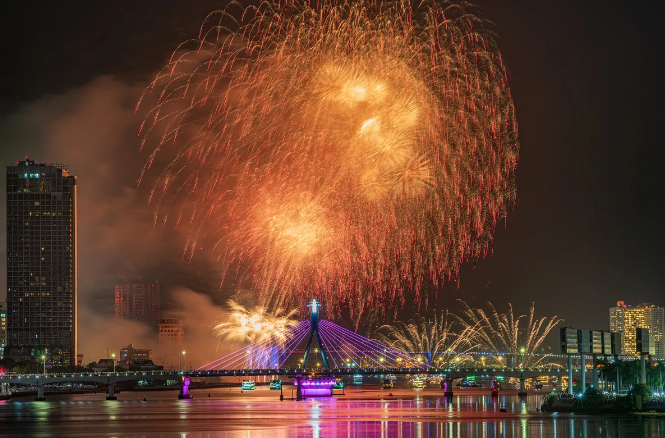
xmin=609 ymin=301 xmax=625 ymax=335
xmin=132 ymin=283 xmax=161 ymax=328
xmin=159 ymin=318 xmax=184 ymax=345
xmin=609 ymin=301 xmax=664 ymax=359
xmin=114 ymin=282 xmax=161 ymax=328
xmin=6 ymin=158 xmax=77 ymax=366
xmin=1 ymin=302 xmax=7 ymax=360
xmin=114 ymin=284 xmax=130 ymax=320
xmin=644 ymin=305 xmax=665 ymax=359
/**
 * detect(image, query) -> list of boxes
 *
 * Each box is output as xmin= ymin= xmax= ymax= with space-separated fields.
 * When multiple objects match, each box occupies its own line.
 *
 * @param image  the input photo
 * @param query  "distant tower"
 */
xmin=114 ymin=284 xmax=130 ymax=320
xmin=6 ymin=158 xmax=77 ymax=366
xmin=114 ymin=282 xmax=161 ymax=329
xmin=302 ymin=299 xmax=330 ymax=369
xmin=131 ymin=283 xmax=161 ymax=328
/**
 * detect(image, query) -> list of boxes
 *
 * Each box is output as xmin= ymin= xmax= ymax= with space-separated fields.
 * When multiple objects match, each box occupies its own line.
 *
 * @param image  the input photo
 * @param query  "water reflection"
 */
xmin=0 ymin=390 xmax=662 ymax=437
xmin=267 ymin=418 xmax=663 ymax=438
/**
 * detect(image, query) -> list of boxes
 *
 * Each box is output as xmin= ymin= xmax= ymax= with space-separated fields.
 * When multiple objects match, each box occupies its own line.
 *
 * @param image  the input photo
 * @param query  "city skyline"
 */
xmin=0 ymin=2 xmax=664 ymax=434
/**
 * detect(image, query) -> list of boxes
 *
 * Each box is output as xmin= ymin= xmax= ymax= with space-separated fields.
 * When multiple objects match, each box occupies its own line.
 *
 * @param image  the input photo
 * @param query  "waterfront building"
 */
xmin=609 ymin=301 xmax=664 ymax=359
xmin=158 ymin=318 xmax=184 ymax=345
xmin=119 ymin=344 xmax=152 ymax=365
xmin=114 ymin=282 xmax=161 ymax=329
xmin=5 ymin=158 xmax=77 ymax=366
xmin=0 ymin=303 xmax=6 ymax=360
xmin=91 ymin=358 xmax=115 ymax=373
xmin=643 ymin=305 xmax=664 ymax=358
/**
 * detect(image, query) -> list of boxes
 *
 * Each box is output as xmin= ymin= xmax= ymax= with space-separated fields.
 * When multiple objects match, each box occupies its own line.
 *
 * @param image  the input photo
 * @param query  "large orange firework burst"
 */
xmin=139 ymin=0 xmax=519 ymax=320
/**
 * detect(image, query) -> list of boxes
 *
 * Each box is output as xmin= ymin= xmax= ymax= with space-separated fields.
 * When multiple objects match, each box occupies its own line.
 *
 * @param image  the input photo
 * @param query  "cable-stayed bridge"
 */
xmin=1 ymin=300 xmax=576 ymax=401
xmin=195 ymin=299 xmax=572 ymax=377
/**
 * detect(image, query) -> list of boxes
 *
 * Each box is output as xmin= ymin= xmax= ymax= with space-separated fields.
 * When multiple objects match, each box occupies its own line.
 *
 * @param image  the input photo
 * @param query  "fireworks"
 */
xmin=458 ymin=301 xmax=563 ymax=368
xmin=373 ymin=311 xmax=476 ymax=366
xmin=214 ymin=300 xmax=298 ymax=344
xmin=201 ymin=316 xmax=419 ymax=371
xmin=139 ymin=0 xmax=519 ymax=317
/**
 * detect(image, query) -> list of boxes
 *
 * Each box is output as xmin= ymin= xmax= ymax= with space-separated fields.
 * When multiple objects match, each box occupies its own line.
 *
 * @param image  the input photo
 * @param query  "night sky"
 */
xmin=1 ymin=0 xmax=663 ymax=339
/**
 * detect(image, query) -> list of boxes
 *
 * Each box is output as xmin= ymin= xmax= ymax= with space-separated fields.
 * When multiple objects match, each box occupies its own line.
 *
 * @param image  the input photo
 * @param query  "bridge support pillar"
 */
xmin=178 ymin=376 xmax=191 ymax=400
xmin=518 ymin=373 xmax=527 ymax=397
xmin=580 ymin=353 xmax=586 ymax=394
xmin=443 ymin=378 xmax=453 ymax=397
xmin=592 ymin=355 xmax=598 ymax=388
xmin=35 ymin=384 xmax=46 ymax=401
xmin=567 ymin=355 xmax=573 ymax=395
xmin=640 ymin=355 xmax=647 ymax=385
xmin=106 ymin=384 xmax=117 ymax=400
xmin=296 ymin=375 xmax=303 ymax=401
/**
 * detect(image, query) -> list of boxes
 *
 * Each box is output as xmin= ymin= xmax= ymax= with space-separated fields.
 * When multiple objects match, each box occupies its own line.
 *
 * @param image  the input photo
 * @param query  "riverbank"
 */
xmin=541 ymin=386 xmax=665 ymax=414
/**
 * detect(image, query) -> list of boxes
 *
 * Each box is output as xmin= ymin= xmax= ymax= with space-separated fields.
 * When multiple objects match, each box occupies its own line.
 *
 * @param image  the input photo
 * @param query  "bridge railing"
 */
xmin=0 ymin=370 xmax=181 ymax=381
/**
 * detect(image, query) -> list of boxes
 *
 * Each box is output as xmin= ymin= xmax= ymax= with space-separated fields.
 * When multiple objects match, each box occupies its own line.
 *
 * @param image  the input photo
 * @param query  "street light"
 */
xmin=111 ymin=353 xmax=116 ymax=373
xmin=180 ymin=351 xmax=187 ymax=372
xmin=41 ymin=355 xmax=46 ymax=374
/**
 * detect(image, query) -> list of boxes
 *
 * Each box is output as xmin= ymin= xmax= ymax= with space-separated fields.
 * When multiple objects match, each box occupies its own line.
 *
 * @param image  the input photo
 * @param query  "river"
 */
xmin=0 ymin=385 xmax=662 ymax=437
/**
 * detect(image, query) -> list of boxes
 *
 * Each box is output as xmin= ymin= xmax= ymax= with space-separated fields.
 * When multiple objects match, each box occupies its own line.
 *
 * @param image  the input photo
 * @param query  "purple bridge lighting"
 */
xmin=197 ymin=299 xmax=427 ymax=372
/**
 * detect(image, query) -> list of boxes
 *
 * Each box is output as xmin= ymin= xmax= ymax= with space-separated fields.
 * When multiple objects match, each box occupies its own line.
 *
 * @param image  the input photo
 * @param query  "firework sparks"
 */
xmin=373 ymin=311 xmax=477 ymax=366
xmin=458 ymin=301 xmax=563 ymax=368
xmin=139 ymin=0 xmax=519 ymax=318
xmin=214 ymin=300 xmax=298 ymax=345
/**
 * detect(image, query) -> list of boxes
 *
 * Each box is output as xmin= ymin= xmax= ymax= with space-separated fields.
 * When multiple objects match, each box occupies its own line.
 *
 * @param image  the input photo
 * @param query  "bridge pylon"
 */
xmin=301 ymin=299 xmax=330 ymax=369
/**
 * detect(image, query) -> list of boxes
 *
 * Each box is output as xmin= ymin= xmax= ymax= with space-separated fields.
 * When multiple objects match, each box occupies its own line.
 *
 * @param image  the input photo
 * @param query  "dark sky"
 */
xmin=1 ymin=0 xmax=663 ymax=337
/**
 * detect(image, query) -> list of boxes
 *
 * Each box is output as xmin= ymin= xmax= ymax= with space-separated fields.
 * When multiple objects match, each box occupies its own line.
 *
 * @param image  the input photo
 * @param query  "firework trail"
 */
xmin=458 ymin=300 xmax=562 ymax=368
xmin=374 ymin=310 xmax=477 ymax=366
xmin=139 ymin=0 xmax=519 ymax=319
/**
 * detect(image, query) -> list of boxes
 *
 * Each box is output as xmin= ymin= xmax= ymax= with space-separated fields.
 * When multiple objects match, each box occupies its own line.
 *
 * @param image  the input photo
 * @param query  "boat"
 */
xmin=241 ymin=380 xmax=256 ymax=391
xmin=412 ymin=377 xmax=426 ymax=389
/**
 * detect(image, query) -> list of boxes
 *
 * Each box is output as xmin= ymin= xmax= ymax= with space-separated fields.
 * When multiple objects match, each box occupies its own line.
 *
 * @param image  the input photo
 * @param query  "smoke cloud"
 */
xmin=0 ymin=76 xmax=228 ymax=367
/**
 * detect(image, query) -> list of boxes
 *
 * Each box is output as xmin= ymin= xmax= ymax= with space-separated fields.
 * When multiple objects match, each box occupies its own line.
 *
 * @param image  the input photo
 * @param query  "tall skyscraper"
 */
xmin=609 ymin=301 xmax=664 ymax=359
xmin=0 ymin=302 xmax=7 ymax=360
xmin=6 ymin=158 xmax=77 ymax=366
xmin=114 ymin=282 xmax=161 ymax=328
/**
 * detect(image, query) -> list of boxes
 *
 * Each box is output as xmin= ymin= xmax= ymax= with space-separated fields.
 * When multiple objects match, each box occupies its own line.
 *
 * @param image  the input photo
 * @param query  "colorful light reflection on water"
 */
xmin=0 ymin=389 xmax=662 ymax=437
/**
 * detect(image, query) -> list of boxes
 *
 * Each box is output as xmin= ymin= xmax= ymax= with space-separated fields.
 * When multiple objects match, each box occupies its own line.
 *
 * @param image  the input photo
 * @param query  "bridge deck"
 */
xmin=190 ymin=366 xmax=577 ymax=378
xmin=0 ymin=366 xmax=583 ymax=386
